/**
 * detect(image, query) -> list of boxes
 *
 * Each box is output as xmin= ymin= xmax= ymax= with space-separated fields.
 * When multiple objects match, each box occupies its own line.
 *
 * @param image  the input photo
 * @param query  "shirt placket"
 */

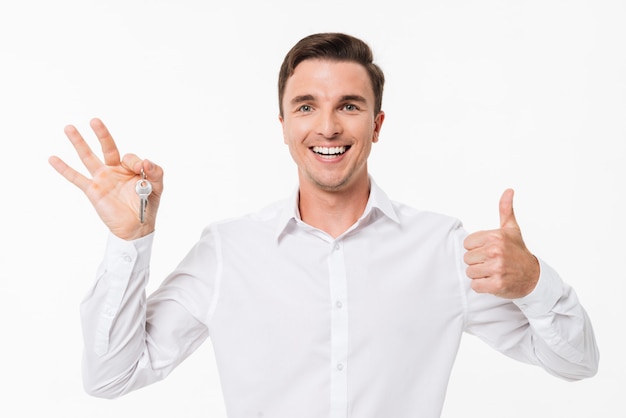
xmin=328 ymin=239 xmax=348 ymax=418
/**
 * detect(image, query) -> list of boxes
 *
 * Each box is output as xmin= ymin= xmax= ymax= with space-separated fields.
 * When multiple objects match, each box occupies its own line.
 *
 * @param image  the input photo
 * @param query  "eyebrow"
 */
xmin=290 ymin=95 xmax=315 ymax=105
xmin=340 ymin=95 xmax=367 ymax=104
xmin=289 ymin=94 xmax=368 ymax=105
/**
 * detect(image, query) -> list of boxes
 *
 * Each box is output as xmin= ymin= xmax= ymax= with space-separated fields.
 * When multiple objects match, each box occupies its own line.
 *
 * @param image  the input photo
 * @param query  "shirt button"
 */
xmin=334 ymin=243 xmax=341 ymax=251
xmin=122 ymin=255 xmax=132 ymax=263
xmin=336 ymin=301 xmax=343 ymax=309
xmin=336 ymin=363 xmax=344 ymax=371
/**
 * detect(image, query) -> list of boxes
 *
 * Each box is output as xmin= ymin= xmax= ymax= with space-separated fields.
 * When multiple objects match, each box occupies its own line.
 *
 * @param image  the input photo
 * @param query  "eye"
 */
xmin=343 ymin=103 xmax=359 ymax=111
xmin=298 ymin=104 xmax=313 ymax=112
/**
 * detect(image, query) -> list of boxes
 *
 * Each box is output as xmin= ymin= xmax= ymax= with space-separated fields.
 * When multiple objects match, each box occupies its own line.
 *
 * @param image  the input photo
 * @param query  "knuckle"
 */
xmin=491 ymin=278 xmax=505 ymax=294
xmin=488 ymin=230 xmax=505 ymax=244
xmin=492 ymin=258 xmax=505 ymax=273
xmin=486 ymin=245 xmax=504 ymax=259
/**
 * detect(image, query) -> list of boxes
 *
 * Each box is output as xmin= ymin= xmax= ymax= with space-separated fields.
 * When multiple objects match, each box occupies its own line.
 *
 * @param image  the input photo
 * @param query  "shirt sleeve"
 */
xmin=80 ymin=231 xmax=211 ymax=398
xmin=511 ymin=259 xmax=599 ymax=380
xmin=461 ymin=246 xmax=599 ymax=381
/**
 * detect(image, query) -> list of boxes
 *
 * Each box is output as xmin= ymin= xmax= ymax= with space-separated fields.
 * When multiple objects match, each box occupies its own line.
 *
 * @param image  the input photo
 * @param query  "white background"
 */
xmin=1 ymin=0 xmax=624 ymax=416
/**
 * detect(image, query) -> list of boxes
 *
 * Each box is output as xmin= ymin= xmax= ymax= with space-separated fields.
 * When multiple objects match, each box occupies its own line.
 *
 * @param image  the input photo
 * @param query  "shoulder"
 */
xmin=200 ymin=199 xmax=290 ymax=240
xmin=392 ymin=200 xmax=465 ymax=234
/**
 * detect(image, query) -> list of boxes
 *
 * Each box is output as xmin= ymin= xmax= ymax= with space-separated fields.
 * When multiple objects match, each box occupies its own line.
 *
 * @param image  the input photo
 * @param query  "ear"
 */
xmin=372 ymin=111 xmax=385 ymax=143
xmin=278 ymin=114 xmax=287 ymax=144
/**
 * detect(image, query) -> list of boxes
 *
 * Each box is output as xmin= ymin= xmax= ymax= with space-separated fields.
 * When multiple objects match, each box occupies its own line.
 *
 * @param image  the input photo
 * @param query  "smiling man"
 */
xmin=50 ymin=32 xmax=598 ymax=418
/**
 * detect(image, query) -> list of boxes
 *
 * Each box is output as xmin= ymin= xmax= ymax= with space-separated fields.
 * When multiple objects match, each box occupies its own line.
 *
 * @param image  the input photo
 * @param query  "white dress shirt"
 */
xmin=81 ymin=178 xmax=598 ymax=418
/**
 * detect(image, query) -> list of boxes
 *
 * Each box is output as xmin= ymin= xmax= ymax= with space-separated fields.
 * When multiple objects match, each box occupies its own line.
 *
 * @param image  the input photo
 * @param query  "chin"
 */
xmin=311 ymin=175 xmax=352 ymax=192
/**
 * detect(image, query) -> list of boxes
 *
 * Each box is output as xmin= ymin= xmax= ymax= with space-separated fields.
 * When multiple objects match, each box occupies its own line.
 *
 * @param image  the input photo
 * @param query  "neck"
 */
xmin=298 ymin=175 xmax=370 ymax=238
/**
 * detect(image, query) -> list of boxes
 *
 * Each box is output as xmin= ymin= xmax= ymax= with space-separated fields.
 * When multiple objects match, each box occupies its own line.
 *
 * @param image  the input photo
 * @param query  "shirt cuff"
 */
xmin=104 ymin=231 xmax=155 ymax=271
xmin=513 ymin=258 xmax=564 ymax=317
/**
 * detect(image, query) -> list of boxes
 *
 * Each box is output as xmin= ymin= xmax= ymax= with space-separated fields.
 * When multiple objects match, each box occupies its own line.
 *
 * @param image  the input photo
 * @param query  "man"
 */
xmin=49 ymin=32 xmax=598 ymax=417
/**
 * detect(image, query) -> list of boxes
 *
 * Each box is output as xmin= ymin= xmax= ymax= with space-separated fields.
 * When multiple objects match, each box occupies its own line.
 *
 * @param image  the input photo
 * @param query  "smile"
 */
xmin=311 ymin=146 xmax=350 ymax=159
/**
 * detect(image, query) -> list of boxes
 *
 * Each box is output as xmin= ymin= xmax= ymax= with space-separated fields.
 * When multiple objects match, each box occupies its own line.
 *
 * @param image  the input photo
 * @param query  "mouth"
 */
xmin=311 ymin=146 xmax=350 ymax=159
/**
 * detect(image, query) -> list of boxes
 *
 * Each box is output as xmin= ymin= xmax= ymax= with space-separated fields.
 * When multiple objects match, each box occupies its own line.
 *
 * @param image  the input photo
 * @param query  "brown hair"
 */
xmin=278 ymin=32 xmax=385 ymax=117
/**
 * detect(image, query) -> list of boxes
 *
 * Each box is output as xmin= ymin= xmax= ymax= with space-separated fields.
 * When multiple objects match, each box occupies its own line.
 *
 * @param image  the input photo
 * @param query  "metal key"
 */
xmin=135 ymin=170 xmax=153 ymax=223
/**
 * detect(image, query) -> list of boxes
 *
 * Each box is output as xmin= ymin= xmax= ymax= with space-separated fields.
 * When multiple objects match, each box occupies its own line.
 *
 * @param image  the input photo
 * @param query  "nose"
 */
xmin=316 ymin=109 xmax=342 ymax=139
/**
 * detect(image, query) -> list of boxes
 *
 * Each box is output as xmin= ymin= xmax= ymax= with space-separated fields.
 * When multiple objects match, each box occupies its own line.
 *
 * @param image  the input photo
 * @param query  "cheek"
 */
xmin=346 ymin=116 xmax=374 ymax=136
xmin=354 ymin=125 xmax=377 ymax=147
xmin=283 ymin=120 xmax=310 ymax=145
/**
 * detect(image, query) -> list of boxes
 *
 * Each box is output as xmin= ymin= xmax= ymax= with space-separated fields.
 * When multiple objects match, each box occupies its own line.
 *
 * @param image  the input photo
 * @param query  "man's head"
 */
xmin=278 ymin=33 xmax=386 ymax=195
xmin=278 ymin=33 xmax=385 ymax=118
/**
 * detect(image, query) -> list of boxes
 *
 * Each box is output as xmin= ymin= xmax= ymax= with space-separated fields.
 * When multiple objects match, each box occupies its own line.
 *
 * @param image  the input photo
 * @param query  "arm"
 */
xmin=50 ymin=119 xmax=206 ymax=396
xmin=462 ymin=189 xmax=599 ymax=379
xmin=463 ymin=257 xmax=599 ymax=380
xmin=513 ymin=258 xmax=598 ymax=380
xmin=80 ymin=232 xmax=209 ymax=398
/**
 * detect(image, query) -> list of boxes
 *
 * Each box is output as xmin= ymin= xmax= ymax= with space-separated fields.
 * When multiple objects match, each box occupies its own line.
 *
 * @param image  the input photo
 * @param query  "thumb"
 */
xmin=499 ymin=188 xmax=519 ymax=229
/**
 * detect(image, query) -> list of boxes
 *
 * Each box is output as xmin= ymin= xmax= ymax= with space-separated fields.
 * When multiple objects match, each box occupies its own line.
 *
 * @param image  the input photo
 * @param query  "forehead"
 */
xmin=284 ymin=59 xmax=374 ymax=99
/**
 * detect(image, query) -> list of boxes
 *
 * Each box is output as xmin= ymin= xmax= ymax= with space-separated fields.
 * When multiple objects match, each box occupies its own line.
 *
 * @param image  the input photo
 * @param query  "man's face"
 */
xmin=279 ymin=59 xmax=384 ymax=193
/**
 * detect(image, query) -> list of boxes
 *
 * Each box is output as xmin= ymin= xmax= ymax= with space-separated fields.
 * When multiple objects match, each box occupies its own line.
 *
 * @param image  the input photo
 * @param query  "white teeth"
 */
xmin=312 ymin=146 xmax=347 ymax=156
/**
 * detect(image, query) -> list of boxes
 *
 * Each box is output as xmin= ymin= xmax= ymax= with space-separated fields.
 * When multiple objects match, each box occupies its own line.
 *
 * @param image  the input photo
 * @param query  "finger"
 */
xmin=468 ymin=277 xmax=492 ymax=294
xmin=142 ymin=159 xmax=164 ymax=186
xmin=463 ymin=248 xmax=486 ymax=266
xmin=64 ymin=124 xmax=103 ymax=176
xmin=48 ymin=155 xmax=91 ymax=191
xmin=120 ymin=156 xmax=164 ymax=192
xmin=90 ymin=118 xmax=121 ymax=167
xmin=499 ymin=188 xmax=519 ymax=229
xmin=463 ymin=230 xmax=489 ymax=251
xmin=121 ymin=153 xmax=145 ymax=174
xmin=465 ymin=263 xmax=492 ymax=280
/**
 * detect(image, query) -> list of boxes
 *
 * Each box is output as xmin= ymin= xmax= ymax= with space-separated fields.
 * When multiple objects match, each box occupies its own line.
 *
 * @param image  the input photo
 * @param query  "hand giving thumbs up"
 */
xmin=463 ymin=189 xmax=540 ymax=299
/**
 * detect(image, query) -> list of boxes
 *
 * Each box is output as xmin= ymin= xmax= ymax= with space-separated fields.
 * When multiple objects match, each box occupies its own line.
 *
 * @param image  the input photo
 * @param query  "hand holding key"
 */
xmin=49 ymin=118 xmax=163 ymax=240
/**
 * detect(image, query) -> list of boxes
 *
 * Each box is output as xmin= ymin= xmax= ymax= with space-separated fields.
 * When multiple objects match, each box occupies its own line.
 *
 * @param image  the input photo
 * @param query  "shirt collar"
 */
xmin=274 ymin=176 xmax=400 ymax=241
